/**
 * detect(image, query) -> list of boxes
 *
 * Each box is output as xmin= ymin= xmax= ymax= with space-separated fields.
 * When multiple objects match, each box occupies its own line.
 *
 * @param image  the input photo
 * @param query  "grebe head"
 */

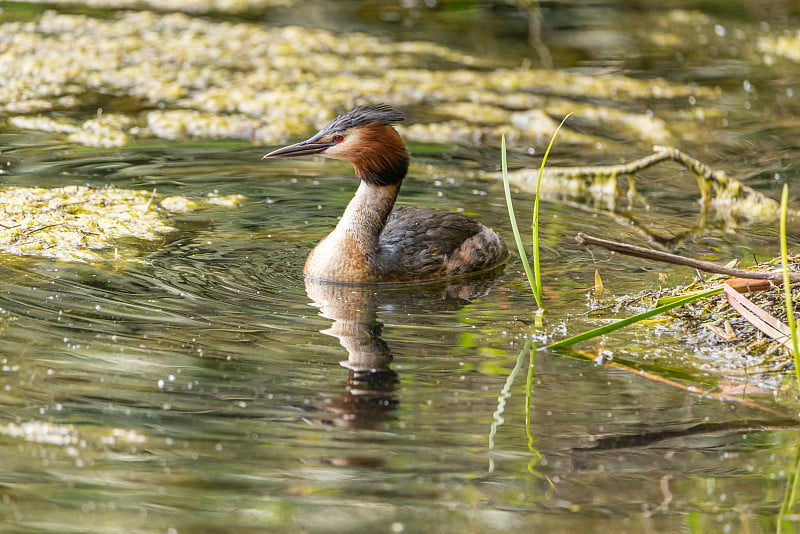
xmin=263 ymin=104 xmax=410 ymax=186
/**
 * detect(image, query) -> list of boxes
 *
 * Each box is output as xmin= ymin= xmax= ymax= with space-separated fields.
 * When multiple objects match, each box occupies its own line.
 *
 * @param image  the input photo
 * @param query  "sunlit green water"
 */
xmin=1 ymin=1 xmax=800 ymax=533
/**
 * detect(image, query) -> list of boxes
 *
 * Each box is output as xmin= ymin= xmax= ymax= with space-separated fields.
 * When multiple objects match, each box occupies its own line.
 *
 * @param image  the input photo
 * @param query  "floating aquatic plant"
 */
xmin=0 ymin=185 xmax=244 ymax=262
xmin=1 ymin=10 xmax=713 ymax=150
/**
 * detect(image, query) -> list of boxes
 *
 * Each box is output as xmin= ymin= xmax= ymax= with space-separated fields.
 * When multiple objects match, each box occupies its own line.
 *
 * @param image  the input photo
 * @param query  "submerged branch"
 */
xmin=567 ymin=347 xmax=790 ymax=419
xmin=542 ymin=146 xmax=720 ymax=183
xmin=576 ymin=232 xmax=800 ymax=284
xmin=503 ymin=145 xmax=800 ymax=223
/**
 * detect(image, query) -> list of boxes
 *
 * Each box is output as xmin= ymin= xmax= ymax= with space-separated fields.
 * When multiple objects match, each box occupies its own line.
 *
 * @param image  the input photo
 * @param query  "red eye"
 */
xmin=333 ymin=134 xmax=344 ymax=143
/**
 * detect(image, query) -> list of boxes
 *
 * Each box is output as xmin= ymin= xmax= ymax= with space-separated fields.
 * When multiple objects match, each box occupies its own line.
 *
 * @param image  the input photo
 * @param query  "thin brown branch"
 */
xmin=576 ymin=232 xmax=800 ymax=283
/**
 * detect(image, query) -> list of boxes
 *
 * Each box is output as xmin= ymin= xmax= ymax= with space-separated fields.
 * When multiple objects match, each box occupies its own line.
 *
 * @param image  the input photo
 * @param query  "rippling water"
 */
xmin=3 ymin=1 xmax=800 ymax=532
xmin=0 ymin=136 xmax=795 ymax=533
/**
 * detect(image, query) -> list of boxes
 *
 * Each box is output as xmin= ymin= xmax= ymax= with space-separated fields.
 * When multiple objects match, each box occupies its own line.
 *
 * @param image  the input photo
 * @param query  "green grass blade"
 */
xmin=656 ymin=288 xmax=724 ymax=306
xmin=779 ymin=184 xmax=800 ymax=389
xmin=547 ymin=285 xmax=723 ymax=349
xmin=501 ymin=135 xmax=539 ymax=304
xmin=532 ymin=113 xmax=571 ymax=305
xmin=778 ymin=437 xmax=800 ymax=534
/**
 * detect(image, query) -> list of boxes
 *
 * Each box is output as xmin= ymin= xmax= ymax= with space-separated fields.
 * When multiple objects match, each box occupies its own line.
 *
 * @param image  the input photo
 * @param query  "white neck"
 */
xmin=335 ymin=180 xmax=399 ymax=250
xmin=304 ymin=181 xmax=399 ymax=281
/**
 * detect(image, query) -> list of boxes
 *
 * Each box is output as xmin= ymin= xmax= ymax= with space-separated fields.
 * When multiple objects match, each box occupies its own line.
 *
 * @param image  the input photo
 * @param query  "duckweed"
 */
xmin=19 ymin=0 xmax=293 ymax=14
xmin=9 ymin=114 xmax=134 ymax=147
xmin=758 ymin=31 xmax=800 ymax=63
xmin=147 ymin=110 xmax=260 ymax=141
xmin=0 ymin=185 xmax=245 ymax=262
xmin=9 ymin=116 xmax=80 ymax=134
xmin=0 ymin=10 xmax=716 ymax=149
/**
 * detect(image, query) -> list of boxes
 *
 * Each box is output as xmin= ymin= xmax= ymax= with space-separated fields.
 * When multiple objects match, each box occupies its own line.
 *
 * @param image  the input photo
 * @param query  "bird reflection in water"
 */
xmin=304 ymin=275 xmax=502 ymax=442
xmin=305 ymin=278 xmax=399 ymax=434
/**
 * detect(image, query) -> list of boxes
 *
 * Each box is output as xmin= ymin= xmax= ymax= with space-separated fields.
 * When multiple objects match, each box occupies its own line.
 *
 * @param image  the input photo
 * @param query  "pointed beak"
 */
xmin=262 ymin=138 xmax=335 ymax=159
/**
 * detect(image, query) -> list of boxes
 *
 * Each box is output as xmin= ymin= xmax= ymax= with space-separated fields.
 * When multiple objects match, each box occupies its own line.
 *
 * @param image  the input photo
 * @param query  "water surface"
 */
xmin=2 ymin=1 xmax=800 ymax=533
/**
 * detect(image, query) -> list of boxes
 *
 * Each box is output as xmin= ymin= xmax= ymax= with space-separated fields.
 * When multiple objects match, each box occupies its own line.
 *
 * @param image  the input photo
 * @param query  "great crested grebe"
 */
xmin=264 ymin=104 xmax=507 ymax=283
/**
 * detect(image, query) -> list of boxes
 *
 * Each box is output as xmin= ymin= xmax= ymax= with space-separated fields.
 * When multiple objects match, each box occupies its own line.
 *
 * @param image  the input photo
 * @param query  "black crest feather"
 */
xmin=321 ymin=104 xmax=405 ymax=134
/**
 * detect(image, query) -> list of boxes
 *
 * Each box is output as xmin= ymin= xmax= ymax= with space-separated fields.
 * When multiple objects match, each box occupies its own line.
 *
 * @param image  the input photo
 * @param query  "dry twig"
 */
xmin=576 ymin=232 xmax=800 ymax=284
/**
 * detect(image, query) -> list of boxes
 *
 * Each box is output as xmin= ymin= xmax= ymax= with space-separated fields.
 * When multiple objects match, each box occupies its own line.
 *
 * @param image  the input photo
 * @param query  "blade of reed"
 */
xmin=501 ymin=115 xmax=571 ymax=314
xmin=531 ymin=113 xmax=572 ymax=307
xmin=657 ymin=288 xmax=718 ymax=306
xmin=779 ymin=184 xmax=800 ymax=390
xmin=501 ymin=135 xmax=539 ymax=306
xmin=547 ymin=285 xmax=723 ymax=349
